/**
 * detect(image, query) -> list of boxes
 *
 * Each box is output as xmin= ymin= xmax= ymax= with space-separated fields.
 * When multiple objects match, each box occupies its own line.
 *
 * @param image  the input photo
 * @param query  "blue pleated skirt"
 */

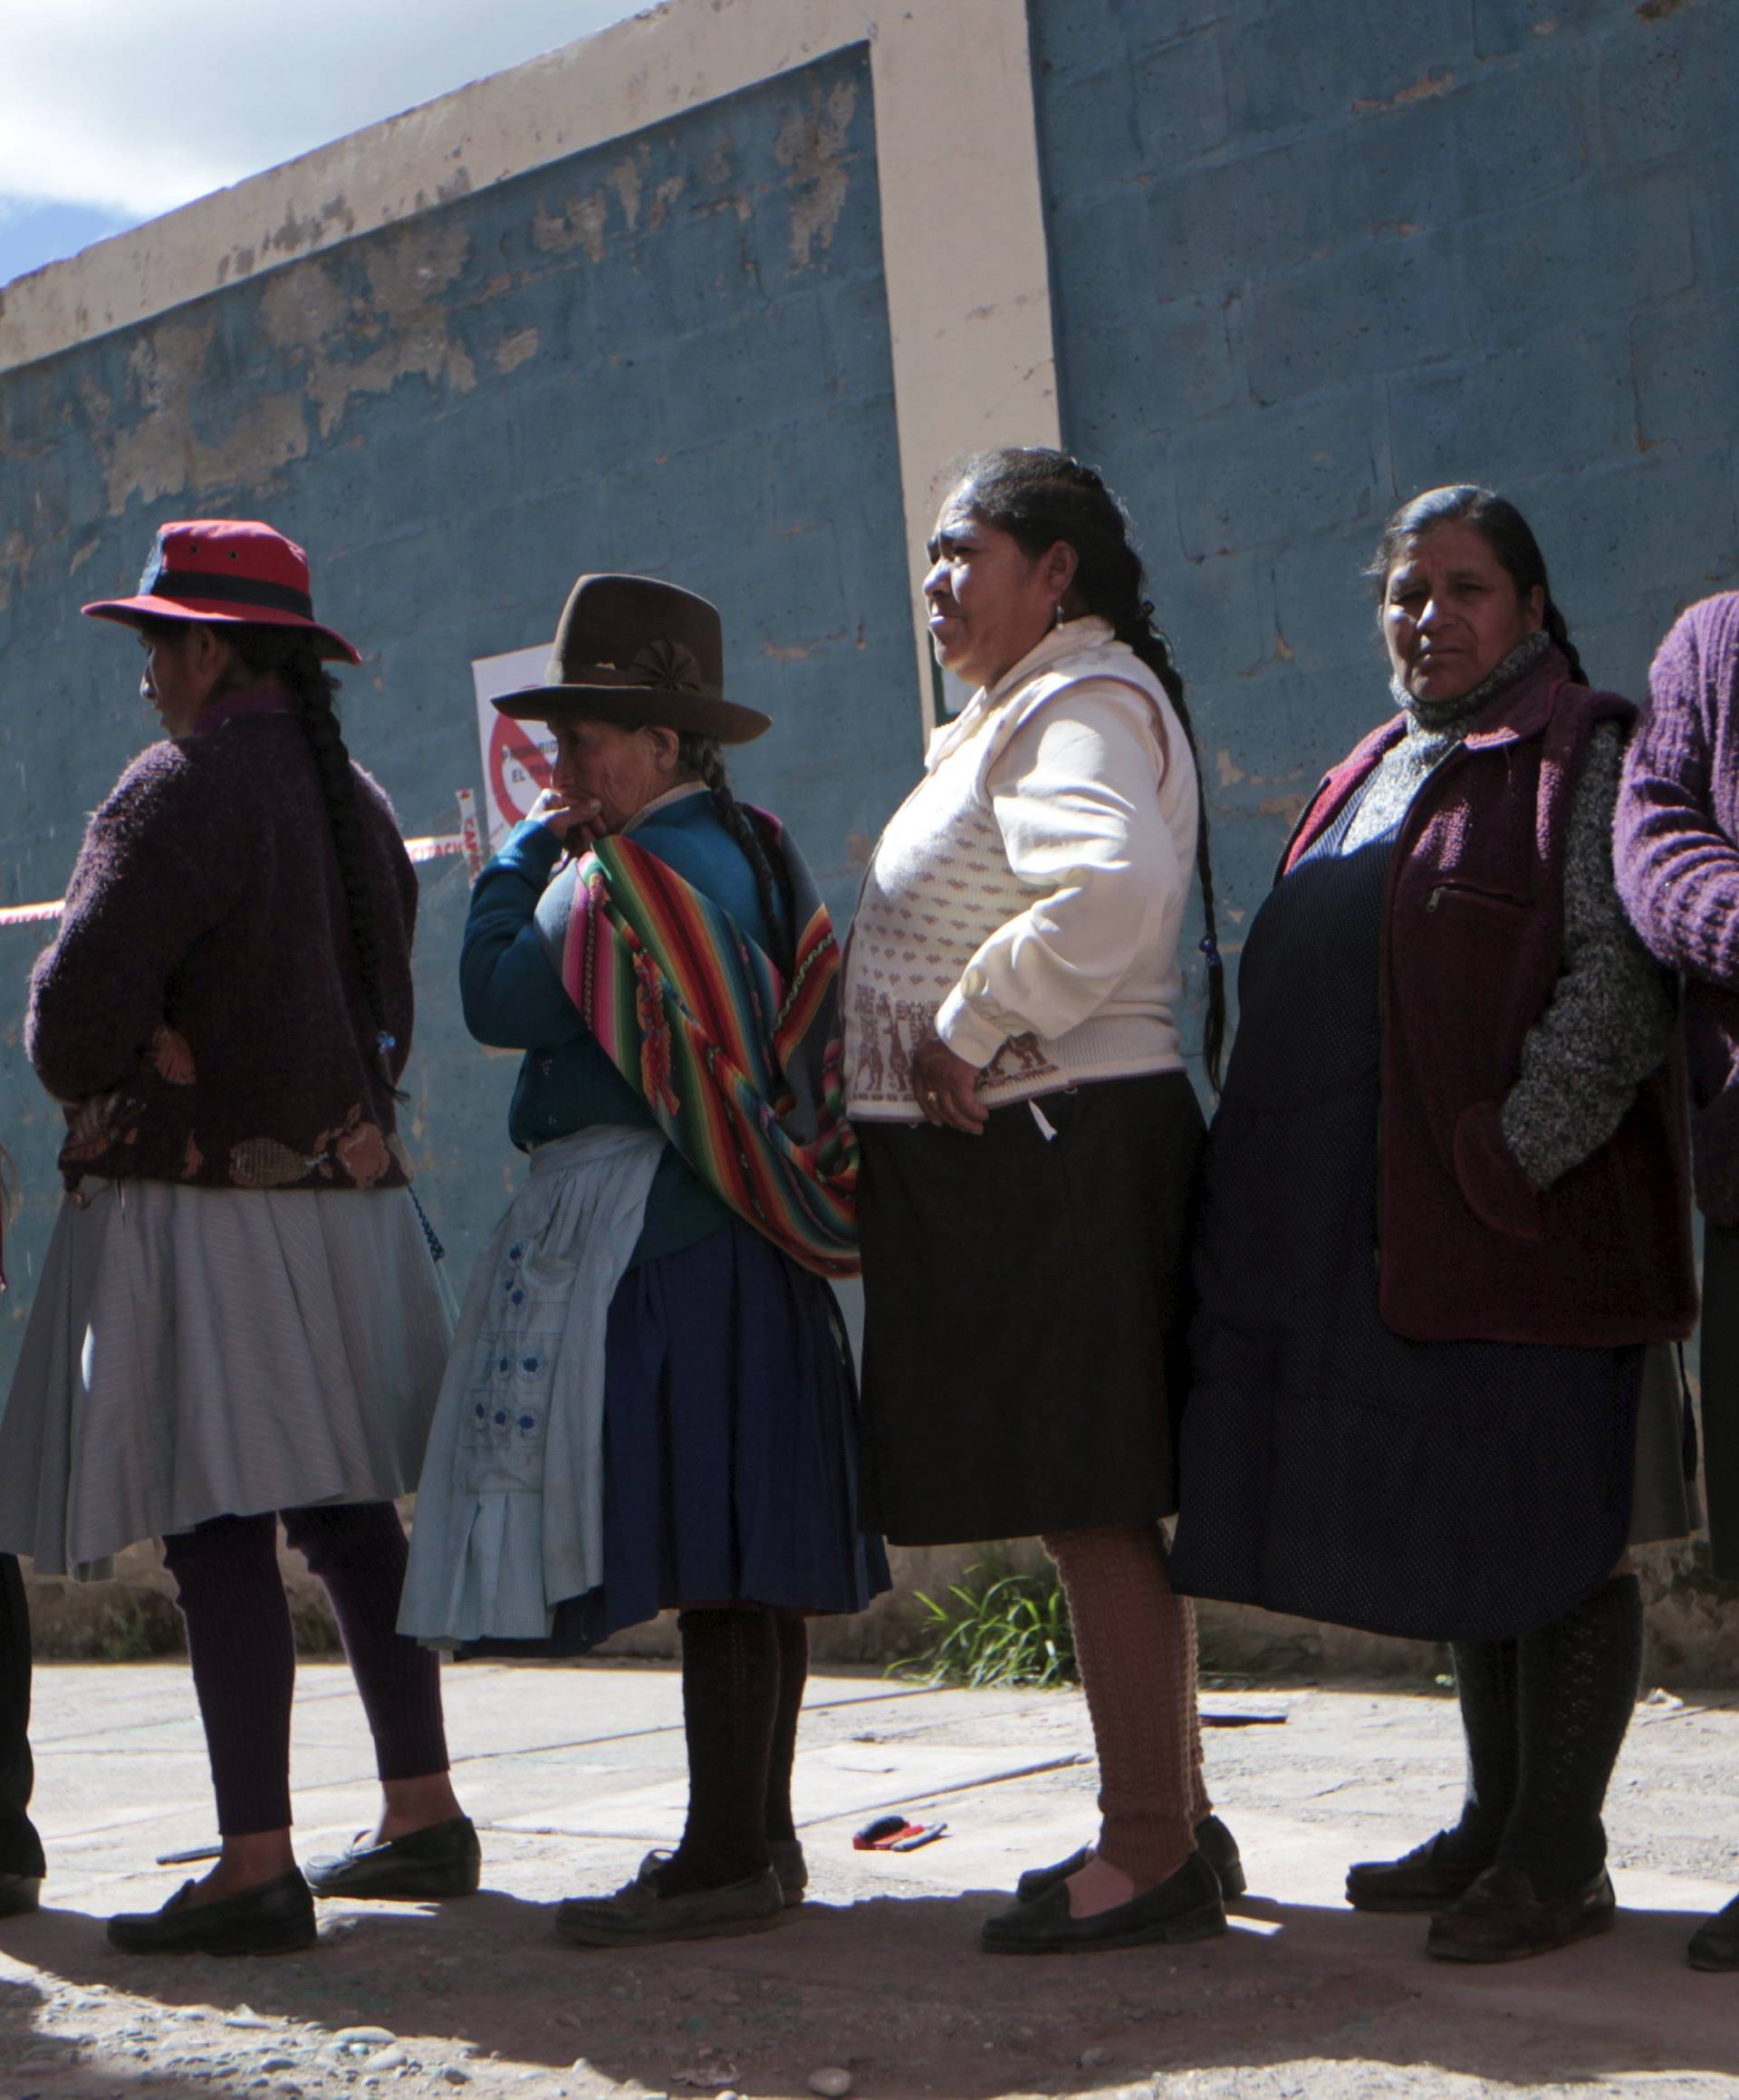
xmin=464 ymin=1218 xmax=889 ymax=1655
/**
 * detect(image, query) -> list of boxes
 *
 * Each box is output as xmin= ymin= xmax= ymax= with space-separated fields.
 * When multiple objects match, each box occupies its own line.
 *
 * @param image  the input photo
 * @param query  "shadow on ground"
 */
xmin=7 ymin=1881 xmax=1735 ymax=2097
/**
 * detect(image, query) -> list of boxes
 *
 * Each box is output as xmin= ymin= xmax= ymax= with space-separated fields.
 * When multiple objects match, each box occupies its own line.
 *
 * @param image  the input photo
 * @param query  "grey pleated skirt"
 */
xmin=0 ymin=1178 xmax=453 ymax=1577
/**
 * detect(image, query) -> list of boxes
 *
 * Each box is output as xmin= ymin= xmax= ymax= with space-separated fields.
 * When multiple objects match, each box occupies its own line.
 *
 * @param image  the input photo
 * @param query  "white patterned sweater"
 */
xmin=843 ymin=618 xmax=1198 ymax=1118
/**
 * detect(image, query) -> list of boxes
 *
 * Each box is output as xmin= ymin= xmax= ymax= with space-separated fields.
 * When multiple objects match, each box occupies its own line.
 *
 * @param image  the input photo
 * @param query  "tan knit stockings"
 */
xmin=1042 ymin=1523 xmax=1207 ymax=1891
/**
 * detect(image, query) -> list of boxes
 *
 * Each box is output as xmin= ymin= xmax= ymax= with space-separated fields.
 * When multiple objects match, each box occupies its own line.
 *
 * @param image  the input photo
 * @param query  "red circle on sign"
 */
xmin=488 ymin=714 xmax=554 ymax=829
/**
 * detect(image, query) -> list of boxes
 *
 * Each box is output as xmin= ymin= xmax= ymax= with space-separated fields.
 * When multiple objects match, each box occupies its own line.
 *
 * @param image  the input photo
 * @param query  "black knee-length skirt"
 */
xmin=856 ymin=1069 xmax=1205 ymax=1547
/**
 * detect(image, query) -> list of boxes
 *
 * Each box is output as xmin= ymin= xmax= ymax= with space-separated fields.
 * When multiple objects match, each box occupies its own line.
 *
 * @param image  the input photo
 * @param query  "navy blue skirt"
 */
xmin=466 ymin=1219 xmax=890 ymax=1656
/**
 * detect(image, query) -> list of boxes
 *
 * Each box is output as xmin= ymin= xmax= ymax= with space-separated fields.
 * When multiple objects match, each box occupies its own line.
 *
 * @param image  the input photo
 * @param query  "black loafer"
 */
xmin=0 ymin=1872 xmax=42 ymax=1920
xmin=982 ymin=1847 xmax=1225 ymax=1954
xmin=108 ymin=1870 xmax=316 ymax=1957
xmin=1426 ymin=1864 xmax=1615 ymax=1963
xmin=304 ymin=1816 xmax=480 ymax=1901
xmin=1346 ymin=1831 xmax=1486 ymax=1913
xmin=1688 ymin=1893 xmax=1739 ymax=1972
xmin=1016 ymin=1815 xmax=1246 ymax=1904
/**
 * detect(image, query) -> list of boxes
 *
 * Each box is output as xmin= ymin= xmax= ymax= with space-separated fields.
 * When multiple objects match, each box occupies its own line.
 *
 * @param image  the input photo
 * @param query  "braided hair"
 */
xmin=949 ymin=446 xmax=1227 ymax=1091
xmin=1366 ymin=484 xmax=1588 ymax=685
xmin=676 ymin=730 xmax=795 ymax=979
xmin=139 ymin=614 xmax=401 ymax=1095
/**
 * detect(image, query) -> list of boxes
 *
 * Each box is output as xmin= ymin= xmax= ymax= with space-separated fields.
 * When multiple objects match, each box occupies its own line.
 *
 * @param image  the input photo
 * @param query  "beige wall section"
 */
xmin=0 ymin=0 xmax=1059 ymax=729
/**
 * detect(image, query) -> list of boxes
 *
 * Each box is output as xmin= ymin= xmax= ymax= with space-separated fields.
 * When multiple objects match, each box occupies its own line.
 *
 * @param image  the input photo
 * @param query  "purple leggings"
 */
xmin=161 ymin=1502 xmax=449 ymax=1836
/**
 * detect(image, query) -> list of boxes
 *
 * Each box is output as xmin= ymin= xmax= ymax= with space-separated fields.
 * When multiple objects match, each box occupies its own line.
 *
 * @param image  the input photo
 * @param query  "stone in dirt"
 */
xmin=808 ymin=2069 xmax=852 ymax=2097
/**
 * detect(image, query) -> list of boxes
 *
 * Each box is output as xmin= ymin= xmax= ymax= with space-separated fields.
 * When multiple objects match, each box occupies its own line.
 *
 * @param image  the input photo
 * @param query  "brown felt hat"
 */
xmin=493 ymin=573 xmax=770 ymax=743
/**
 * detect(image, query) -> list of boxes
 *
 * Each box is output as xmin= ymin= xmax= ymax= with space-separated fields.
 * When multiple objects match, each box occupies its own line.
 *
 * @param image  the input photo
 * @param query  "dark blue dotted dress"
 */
xmin=1168 ymin=791 xmax=1642 ymax=1643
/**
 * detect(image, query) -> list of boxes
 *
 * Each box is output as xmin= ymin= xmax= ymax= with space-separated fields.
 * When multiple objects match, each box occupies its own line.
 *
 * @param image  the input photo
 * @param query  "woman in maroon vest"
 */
xmin=1170 ymin=484 xmax=1697 ymax=1964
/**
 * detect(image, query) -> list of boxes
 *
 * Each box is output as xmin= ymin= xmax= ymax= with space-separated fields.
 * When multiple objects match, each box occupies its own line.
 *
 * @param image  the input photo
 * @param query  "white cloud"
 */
xmin=0 ymin=0 xmax=643 ymax=220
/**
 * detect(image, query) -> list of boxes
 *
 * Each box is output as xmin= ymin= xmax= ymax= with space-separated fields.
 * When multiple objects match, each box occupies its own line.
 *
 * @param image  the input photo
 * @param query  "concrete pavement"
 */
xmin=1 ymin=1658 xmax=1735 ymax=2100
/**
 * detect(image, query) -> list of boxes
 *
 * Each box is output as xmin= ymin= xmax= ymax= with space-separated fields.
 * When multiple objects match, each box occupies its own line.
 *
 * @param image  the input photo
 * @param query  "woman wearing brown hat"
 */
xmin=0 ymin=521 xmax=472 ymax=1957
xmin=400 ymin=572 xmax=886 ymax=1947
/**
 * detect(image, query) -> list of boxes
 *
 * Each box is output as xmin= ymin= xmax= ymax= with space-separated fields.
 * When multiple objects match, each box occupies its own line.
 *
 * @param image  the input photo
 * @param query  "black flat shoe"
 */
xmin=304 ymin=1816 xmax=481 ymax=1901
xmin=1345 ymin=1830 xmax=1486 ymax=1913
xmin=982 ymin=1848 xmax=1225 ymax=1954
xmin=556 ymin=1863 xmax=784 ymax=1947
xmin=1688 ymin=1893 xmax=1739 ymax=1971
xmin=1426 ymin=1864 xmax=1615 ymax=1963
xmin=108 ymin=1871 xmax=316 ymax=1957
xmin=1016 ymin=1815 xmax=1246 ymax=1904
xmin=0 ymin=1873 xmax=42 ymax=1920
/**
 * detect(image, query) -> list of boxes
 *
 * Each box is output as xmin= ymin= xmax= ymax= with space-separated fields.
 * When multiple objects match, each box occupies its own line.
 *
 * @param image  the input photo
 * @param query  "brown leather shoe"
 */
xmin=1426 ymin=1864 xmax=1615 ymax=1962
xmin=1345 ymin=1832 xmax=1486 ymax=1913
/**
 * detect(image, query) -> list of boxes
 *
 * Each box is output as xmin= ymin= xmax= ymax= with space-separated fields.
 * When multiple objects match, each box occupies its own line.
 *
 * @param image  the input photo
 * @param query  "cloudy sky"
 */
xmin=0 ymin=0 xmax=641 ymax=288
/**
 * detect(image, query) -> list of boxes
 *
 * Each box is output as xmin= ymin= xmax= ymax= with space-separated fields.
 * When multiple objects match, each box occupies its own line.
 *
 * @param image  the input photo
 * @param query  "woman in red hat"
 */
xmin=0 ymin=521 xmax=474 ymax=1957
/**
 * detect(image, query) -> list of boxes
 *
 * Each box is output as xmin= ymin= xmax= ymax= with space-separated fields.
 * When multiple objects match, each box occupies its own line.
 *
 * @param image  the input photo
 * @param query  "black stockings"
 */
xmin=1446 ymin=1574 xmax=1644 ymax=1897
xmin=653 ymin=1605 xmax=809 ymax=1896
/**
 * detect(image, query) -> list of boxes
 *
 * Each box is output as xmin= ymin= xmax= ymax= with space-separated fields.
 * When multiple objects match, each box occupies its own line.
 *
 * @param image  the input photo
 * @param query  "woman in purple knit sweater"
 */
xmin=1614 ymin=590 xmax=1739 ymax=1974
xmin=0 ymin=521 xmax=475 ymax=1957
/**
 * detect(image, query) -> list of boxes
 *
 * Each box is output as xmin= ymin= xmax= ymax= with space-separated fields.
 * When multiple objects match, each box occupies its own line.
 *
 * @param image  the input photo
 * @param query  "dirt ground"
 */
xmin=1 ymin=1658 xmax=1735 ymax=2100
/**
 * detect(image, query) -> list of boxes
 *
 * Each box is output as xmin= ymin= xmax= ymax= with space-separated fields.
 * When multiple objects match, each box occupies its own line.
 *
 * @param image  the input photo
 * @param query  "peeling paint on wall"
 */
xmin=775 ymin=77 xmax=859 ymax=269
xmin=85 ymin=219 xmax=482 ymax=510
xmin=0 ymin=43 xmax=910 ymax=1405
xmin=493 ymin=327 xmax=541 ymax=374
xmin=533 ymin=190 xmax=610 ymax=261
xmin=0 ymin=532 xmax=33 ymax=614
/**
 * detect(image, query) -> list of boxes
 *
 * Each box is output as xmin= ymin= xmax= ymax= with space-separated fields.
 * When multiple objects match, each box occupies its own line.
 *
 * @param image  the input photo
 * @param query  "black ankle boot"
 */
xmin=1499 ymin=1574 xmax=1643 ymax=1901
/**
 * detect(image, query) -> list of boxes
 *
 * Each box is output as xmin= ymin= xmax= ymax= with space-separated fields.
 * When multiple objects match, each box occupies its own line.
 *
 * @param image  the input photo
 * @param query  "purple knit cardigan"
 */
xmin=1614 ymin=592 xmax=1739 ymax=1224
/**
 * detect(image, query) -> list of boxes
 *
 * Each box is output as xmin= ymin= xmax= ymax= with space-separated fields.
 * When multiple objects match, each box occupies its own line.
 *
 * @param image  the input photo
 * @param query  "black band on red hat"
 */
xmin=148 ymin=568 xmax=315 ymax=618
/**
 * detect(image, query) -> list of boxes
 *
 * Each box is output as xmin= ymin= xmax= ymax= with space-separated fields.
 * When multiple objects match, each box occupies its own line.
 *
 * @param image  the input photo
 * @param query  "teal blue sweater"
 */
xmin=459 ymin=791 xmax=777 ymax=1263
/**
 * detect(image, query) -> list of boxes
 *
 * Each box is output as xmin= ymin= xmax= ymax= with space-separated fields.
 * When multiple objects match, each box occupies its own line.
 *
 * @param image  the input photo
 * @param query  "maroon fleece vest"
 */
xmin=1283 ymin=648 xmax=1696 ymax=1347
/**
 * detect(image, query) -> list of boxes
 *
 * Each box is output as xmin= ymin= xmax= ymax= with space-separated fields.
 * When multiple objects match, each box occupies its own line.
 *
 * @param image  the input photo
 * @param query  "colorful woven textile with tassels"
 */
xmin=550 ymin=829 xmax=860 ymax=1278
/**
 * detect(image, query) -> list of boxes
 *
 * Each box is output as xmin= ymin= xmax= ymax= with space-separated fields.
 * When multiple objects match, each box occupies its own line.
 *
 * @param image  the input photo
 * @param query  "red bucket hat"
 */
xmin=82 ymin=520 xmax=361 ymax=665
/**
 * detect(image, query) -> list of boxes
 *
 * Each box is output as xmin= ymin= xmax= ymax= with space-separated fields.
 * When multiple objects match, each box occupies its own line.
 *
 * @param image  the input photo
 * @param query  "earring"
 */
xmin=1052 ymin=599 xmax=1067 ymax=629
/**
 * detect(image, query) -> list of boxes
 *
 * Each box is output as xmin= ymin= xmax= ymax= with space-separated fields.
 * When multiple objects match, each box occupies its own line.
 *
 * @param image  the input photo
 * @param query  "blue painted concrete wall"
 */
xmin=1032 ymin=0 xmax=1738 ymax=1042
xmin=0 ymin=45 xmax=913 ymax=1369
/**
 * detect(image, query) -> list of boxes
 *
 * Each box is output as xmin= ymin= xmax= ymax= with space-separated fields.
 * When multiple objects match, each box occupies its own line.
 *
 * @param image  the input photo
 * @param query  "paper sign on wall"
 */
xmin=472 ymin=644 xmax=556 ymax=850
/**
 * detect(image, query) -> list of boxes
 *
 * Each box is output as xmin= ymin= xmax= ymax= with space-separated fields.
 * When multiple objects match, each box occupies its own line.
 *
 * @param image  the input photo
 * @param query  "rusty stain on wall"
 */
xmin=775 ymin=78 xmax=859 ymax=269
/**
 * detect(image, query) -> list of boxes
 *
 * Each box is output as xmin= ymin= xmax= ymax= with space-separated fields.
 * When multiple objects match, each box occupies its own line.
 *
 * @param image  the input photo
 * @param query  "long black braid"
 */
xmin=1367 ymin=484 xmax=1590 ymax=686
xmin=677 ymin=730 xmax=795 ymax=980
xmin=222 ymin=624 xmax=402 ymax=1097
xmin=951 ymin=446 xmax=1227 ymax=1091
